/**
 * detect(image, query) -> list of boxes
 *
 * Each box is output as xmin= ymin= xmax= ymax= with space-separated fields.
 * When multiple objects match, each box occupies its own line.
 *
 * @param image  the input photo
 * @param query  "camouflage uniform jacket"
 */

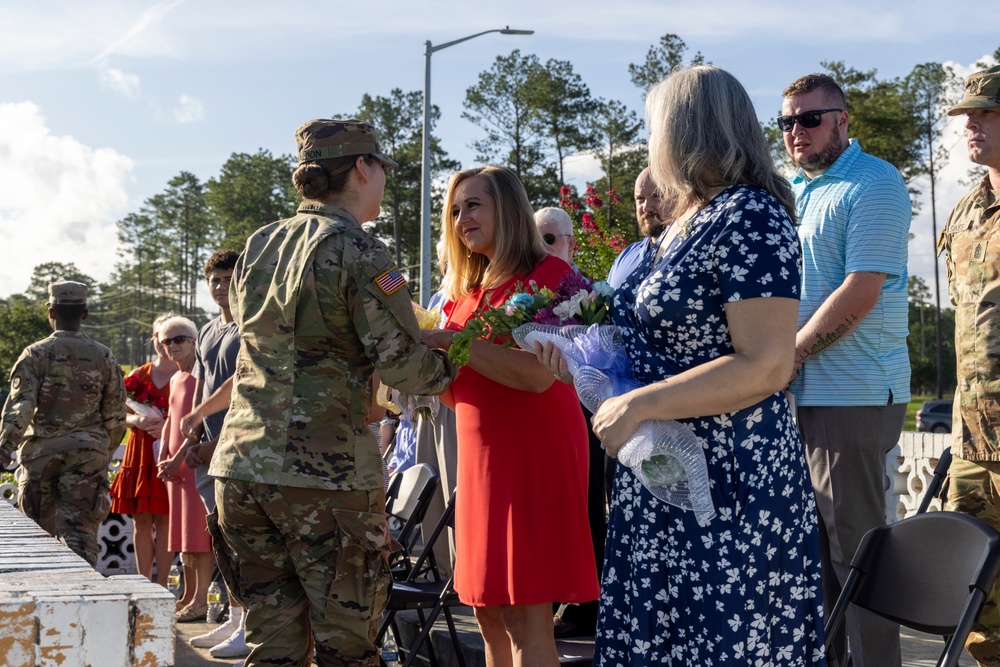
xmin=941 ymin=175 xmax=1000 ymax=460
xmin=0 ymin=330 xmax=126 ymax=463
xmin=209 ymin=201 xmax=456 ymax=490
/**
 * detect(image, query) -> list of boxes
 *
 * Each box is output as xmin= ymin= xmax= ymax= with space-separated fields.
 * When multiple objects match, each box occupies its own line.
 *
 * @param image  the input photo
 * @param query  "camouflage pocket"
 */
xmin=325 ymin=508 xmax=392 ymax=625
xmin=207 ymin=508 xmax=246 ymax=609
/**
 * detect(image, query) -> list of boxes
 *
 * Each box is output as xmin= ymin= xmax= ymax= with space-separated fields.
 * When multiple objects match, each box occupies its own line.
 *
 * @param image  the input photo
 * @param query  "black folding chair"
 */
xmin=378 ymin=489 xmax=466 ymax=667
xmin=385 ymin=463 xmax=440 ymax=577
xmin=916 ymin=446 xmax=953 ymax=515
xmin=825 ymin=511 xmax=1000 ymax=667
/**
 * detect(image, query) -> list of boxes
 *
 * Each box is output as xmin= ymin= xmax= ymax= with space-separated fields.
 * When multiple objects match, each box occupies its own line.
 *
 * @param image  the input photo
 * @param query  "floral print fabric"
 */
xmin=596 ymin=185 xmax=827 ymax=666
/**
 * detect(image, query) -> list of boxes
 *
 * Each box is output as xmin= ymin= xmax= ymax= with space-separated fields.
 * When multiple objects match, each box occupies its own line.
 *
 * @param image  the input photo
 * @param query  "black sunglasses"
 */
xmin=543 ymin=233 xmax=572 ymax=245
xmin=160 ymin=335 xmax=192 ymax=346
xmin=776 ymin=108 xmax=842 ymax=132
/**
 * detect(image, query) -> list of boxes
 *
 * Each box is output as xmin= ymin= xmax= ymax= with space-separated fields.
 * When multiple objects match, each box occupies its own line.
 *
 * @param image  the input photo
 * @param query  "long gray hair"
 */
xmin=646 ymin=65 xmax=795 ymax=220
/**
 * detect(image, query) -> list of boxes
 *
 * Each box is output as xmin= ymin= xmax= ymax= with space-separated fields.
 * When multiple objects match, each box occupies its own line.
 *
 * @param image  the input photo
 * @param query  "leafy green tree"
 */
xmin=463 ymin=50 xmax=556 ymax=204
xmin=204 ymin=150 xmax=298 ymax=253
xmin=905 ymin=62 xmax=963 ymax=398
xmin=25 ymin=262 xmax=97 ymax=304
xmin=628 ymin=33 xmax=705 ymax=96
xmin=0 ymin=295 xmax=50 ymax=394
xmin=351 ymin=89 xmax=459 ymax=272
xmin=528 ymin=59 xmax=598 ymax=188
xmin=147 ymin=172 xmax=213 ymax=313
xmin=822 ymin=62 xmax=923 ymax=185
xmin=908 ymin=275 xmax=956 ymax=396
xmin=589 ymin=99 xmax=646 ymax=238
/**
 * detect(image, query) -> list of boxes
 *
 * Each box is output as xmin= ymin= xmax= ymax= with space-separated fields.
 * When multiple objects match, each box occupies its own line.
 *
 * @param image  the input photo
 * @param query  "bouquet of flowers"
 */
xmin=447 ymin=272 xmax=615 ymax=367
xmin=123 ymin=373 xmax=167 ymax=421
xmin=512 ymin=323 xmax=716 ymax=527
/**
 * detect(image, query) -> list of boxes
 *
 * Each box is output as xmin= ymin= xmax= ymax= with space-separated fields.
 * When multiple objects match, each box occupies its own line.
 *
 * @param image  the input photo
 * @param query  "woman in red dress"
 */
xmin=422 ymin=166 xmax=599 ymax=666
xmin=109 ymin=314 xmax=176 ymax=586
xmin=154 ymin=316 xmax=213 ymax=622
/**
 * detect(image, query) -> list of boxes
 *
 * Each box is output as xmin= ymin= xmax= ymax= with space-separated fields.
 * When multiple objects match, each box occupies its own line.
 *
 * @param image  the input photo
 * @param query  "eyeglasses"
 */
xmin=160 ymin=335 xmax=192 ymax=346
xmin=776 ymin=108 xmax=842 ymax=132
xmin=543 ymin=233 xmax=572 ymax=245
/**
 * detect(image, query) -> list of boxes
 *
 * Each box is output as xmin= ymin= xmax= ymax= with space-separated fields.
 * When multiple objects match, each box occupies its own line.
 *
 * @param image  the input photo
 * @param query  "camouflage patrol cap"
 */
xmin=47 ymin=281 xmax=88 ymax=306
xmin=948 ymin=65 xmax=1000 ymax=116
xmin=295 ymin=118 xmax=398 ymax=168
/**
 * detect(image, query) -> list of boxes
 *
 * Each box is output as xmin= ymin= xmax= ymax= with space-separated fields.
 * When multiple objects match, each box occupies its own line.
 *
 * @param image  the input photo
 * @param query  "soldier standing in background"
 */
xmin=207 ymin=119 xmax=456 ymax=667
xmin=0 ymin=281 xmax=126 ymax=566
xmin=940 ymin=64 xmax=1000 ymax=667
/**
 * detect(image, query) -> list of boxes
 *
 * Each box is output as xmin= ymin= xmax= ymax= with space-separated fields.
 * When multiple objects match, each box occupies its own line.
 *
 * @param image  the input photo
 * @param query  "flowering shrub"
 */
xmin=560 ymin=185 xmax=630 ymax=280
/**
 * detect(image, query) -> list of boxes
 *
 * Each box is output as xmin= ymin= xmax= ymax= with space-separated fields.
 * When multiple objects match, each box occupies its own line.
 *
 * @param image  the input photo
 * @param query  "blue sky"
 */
xmin=1 ymin=0 xmax=998 ymax=306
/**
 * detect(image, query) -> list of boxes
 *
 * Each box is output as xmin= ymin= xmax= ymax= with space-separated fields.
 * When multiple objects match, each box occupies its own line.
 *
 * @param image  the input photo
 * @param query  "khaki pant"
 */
xmin=16 ymin=447 xmax=111 ymax=567
xmin=798 ymin=403 xmax=906 ymax=667
xmin=946 ymin=456 xmax=1000 ymax=667
xmin=209 ymin=479 xmax=391 ymax=667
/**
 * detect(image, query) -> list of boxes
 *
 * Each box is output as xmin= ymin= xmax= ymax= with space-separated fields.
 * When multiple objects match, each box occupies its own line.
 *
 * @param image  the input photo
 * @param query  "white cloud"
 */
xmin=0 ymin=102 xmax=133 ymax=297
xmin=171 ymin=94 xmax=204 ymax=124
xmin=97 ymin=64 xmax=141 ymax=99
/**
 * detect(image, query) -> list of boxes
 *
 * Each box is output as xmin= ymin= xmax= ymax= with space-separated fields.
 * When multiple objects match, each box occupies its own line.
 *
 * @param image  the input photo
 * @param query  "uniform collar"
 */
xmin=791 ymin=138 xmax=861 ymax=186
xmin=296 ymin=200 xmax=361 ymax=227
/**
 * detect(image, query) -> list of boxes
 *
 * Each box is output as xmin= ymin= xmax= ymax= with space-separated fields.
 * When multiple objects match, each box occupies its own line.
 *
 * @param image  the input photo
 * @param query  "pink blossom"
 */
xmin=581 ymin=213 xmax=597 ymax=232
xmin=560 ymin=186 xmax=572 ymax=197
xmin=505 ymin=304 xmax=518 ymax=316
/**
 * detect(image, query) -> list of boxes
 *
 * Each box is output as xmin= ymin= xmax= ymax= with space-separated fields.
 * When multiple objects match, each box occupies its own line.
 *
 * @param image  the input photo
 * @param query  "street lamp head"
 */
xmin=500 ymin=26 xmax=533 ymax=35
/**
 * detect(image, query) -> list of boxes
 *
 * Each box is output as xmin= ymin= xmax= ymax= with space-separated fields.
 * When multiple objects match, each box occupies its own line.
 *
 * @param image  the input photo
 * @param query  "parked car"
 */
xmin=916 ymin=399 xmax=953 ymax=433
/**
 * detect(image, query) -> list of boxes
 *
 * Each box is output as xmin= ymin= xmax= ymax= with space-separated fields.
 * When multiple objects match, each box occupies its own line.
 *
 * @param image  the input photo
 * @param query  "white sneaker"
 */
xmin=189 ymin=615 xmax=240 ymax=649
xmin=210 ymin=625 xmax=250 ymax=659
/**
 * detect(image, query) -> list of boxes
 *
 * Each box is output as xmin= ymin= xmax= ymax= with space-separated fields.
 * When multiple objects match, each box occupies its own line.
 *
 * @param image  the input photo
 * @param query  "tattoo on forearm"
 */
xmin=804 ymin=314 xmax=859 ymax=359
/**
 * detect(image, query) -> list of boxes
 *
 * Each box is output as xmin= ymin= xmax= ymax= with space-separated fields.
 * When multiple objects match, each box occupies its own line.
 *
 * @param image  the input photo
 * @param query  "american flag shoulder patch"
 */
xmin=375 ymin=267 xmax=407 ymax=295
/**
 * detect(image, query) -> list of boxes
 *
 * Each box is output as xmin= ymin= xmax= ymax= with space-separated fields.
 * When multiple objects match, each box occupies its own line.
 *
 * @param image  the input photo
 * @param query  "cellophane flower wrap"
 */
xmin=123 ymin=372 xmax=167 ymax=421
xmin=447 ymin=272 xmax=612 ymax=367
xmin=511 ymin=323 xmax=716 ymax=527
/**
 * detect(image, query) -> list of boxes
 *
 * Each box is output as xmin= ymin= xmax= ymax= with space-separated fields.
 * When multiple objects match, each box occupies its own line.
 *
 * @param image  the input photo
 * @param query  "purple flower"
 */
xmin=534 ymin=307 xmax=560 ymax=325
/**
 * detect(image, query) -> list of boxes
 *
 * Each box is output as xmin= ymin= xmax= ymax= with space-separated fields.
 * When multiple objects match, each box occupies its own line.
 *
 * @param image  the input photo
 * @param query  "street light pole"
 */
xmin=418 ymin=26 xmax=532 ymax=306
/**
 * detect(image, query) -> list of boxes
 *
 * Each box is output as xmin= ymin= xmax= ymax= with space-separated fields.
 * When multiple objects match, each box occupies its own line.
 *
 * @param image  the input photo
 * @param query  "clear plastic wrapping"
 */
xmin=514 ymin=323 xmax=716 ymax=526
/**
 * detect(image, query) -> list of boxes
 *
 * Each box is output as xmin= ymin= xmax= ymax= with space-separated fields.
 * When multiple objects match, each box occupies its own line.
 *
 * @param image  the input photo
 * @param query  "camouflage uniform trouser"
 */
xmin=945 ymin=456 xmax=1000 ymax=667
xmin=208 ymin=479 xmax=391 ymax=667
xmin=15 ymin=447 xmax=111 ymax=567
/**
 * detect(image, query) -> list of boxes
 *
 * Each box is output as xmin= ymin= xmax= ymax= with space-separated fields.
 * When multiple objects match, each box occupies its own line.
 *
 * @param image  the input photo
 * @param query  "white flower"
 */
xmin=552 ymin=290 xmax=589 ymax=321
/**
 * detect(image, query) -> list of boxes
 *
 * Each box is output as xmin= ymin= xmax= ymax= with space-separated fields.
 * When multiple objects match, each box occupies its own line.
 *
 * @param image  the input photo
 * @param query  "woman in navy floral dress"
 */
xmin=539 ymin=66 xmax=827 ymax=665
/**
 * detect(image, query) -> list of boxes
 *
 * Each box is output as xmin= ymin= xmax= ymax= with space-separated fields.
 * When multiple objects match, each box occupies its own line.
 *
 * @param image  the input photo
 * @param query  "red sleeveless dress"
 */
xmin=109 ymin=363 xmax=170 ymax=515
xmin=443 ymin=255 xmax=600 ymax=606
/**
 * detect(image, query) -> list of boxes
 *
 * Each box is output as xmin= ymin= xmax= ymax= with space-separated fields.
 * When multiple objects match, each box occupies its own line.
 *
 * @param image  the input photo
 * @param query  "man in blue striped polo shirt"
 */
xmin=781 ymin=73 xmax=912 ymax=667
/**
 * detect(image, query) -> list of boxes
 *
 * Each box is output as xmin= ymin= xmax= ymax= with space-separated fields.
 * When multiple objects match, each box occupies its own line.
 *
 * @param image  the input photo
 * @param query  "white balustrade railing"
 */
xmin=886 ymin=431 xmax=952 ymax=521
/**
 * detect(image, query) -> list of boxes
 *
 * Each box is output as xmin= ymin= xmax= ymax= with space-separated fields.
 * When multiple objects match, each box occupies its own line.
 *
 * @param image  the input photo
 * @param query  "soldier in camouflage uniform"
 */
xmin=0 ymin=281 xmax=127 ymax=566
xmin=207 ymin=119 xmax=456 ymax=667
xmin=940 ymin=65 xmax=1000 ymax=667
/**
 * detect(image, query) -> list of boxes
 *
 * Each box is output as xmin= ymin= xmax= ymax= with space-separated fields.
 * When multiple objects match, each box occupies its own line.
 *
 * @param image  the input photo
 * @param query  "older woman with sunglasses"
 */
xmin=155 ymin=315 xmax=213 ymax=623
xmin=422 ymin=166 xmax=599 ymax=667
xmin=538 ymin=66 xmax=827 ymax=665
xmin=534 ymin=207 xmax=576 ymax=268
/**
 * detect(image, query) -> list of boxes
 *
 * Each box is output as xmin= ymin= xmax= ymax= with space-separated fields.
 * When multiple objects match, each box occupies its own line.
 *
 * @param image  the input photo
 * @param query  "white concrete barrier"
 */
xmin=0 ymin=501 xmax=175 ymax=667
